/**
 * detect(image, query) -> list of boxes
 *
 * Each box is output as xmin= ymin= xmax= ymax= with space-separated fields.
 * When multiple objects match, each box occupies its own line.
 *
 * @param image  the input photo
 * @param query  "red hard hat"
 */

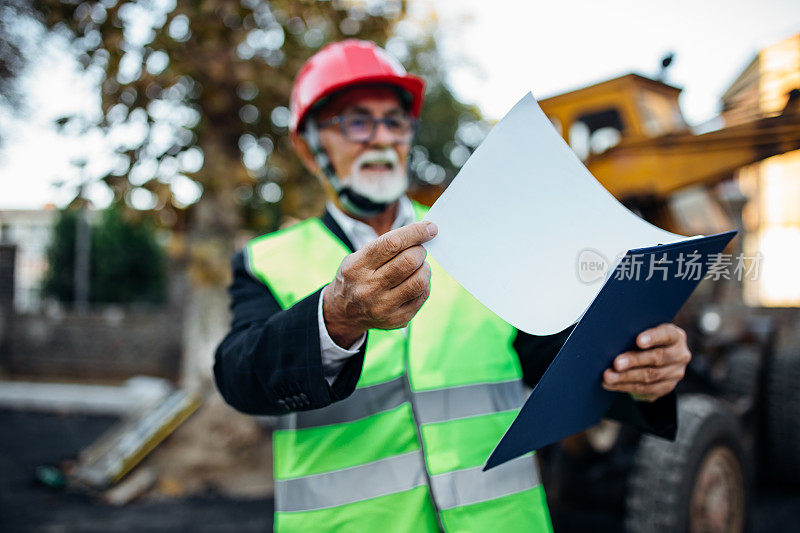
xmin=289 ymin=39 xmax=425 ymax=134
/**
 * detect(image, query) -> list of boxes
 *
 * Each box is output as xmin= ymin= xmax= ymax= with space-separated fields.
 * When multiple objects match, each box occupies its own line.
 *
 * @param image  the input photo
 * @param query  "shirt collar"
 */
xmin=326 ymin=196 xmax=416 ymax=252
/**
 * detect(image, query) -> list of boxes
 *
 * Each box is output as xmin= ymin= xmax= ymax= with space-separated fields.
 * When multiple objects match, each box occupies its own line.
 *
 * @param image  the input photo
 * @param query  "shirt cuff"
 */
xmin=318 ymin=286 xmax=366 ymax=385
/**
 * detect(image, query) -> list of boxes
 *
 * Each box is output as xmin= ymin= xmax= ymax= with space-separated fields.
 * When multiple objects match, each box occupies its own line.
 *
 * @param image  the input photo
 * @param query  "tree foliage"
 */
xmin=44 ymin=204 xmax=166 ymax=304
xmin=43 ymin=208 xmax=80 ymax=303
xmin=0 ymin=0 xmax=37 ymax=144
xmin=0 ymin=0 xmax=29 ymax=104
xmin=91 ymin=203 xmax=166 ymax=303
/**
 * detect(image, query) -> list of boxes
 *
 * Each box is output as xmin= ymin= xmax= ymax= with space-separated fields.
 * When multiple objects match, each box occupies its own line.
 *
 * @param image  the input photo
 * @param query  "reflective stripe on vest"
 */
xmin=275 ymin=377 xmax=523 ymax=430
xmin=246 ymin=202 xmax=552 ymax=533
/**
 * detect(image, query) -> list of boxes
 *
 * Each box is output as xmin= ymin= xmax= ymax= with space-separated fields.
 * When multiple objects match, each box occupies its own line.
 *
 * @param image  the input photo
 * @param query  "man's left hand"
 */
xmin=602 ymin=323 xmax=691 ymax=402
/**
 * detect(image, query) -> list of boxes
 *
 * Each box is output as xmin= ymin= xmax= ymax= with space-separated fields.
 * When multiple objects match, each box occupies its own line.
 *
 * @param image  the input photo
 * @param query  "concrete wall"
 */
xmin=3 ymin=306 xmax=182 ymax=381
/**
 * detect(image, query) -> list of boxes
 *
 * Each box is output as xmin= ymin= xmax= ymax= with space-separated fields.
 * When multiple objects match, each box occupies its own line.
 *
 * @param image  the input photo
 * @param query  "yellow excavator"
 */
xmin=529 ymin=72 xmax=800 ymax=532
xmin=544 ymin=75 xmax=798 ymax=194
xmin=539 ymin=73 xmax=800 ymax=230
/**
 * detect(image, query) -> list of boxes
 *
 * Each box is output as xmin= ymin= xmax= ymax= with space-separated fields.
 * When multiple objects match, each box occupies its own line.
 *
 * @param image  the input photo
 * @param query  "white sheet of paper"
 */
xmin=423 ymin=92 xmax=687 ymax=335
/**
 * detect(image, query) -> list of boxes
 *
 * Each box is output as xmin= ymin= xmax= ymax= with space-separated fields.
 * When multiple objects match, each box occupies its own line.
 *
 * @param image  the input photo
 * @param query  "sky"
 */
xmin=436 ymin=0 xmax=800 ymax=124
xmin=0 ymin=24 xmax=115 ymax=210
xmin=1 ymin=0 xmax=799 ymax=210
xmin=431 ymin=0 xmax=800 ymax=122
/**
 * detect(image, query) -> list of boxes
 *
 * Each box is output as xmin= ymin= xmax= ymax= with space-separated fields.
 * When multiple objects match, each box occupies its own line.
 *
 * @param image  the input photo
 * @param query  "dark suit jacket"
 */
xmin=213 ymin=210 xmax=677 ymax=439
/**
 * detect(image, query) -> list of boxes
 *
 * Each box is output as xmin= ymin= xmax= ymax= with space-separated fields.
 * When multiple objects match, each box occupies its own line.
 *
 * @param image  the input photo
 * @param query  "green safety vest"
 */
xmin=246 ymin=202 xmax=552 ymax=533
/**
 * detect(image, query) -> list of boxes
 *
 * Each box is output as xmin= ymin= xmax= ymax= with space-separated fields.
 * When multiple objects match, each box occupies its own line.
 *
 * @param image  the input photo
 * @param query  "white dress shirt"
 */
xmin=318 ymin=196 xmax=417 ymax=385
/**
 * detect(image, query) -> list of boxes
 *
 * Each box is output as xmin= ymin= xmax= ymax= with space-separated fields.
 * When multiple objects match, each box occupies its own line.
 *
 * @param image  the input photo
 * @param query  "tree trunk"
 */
xmin=180 ymin=283 xmax=230 ymax=392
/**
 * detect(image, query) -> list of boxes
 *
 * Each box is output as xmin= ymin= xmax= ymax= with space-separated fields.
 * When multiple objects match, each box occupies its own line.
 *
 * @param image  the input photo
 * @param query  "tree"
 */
xmin=0 ymin=0 xmax=36 ymax=144
xmin=91 ymin=203 xmax=166 ymax=304
xmin=29 ymin=0 xmax=485 ymax=388
xmin=43 ymin=203 xmax=167 ymax=305
xmin=43 ymin=208 xmax=80 ymax=303
xmin=402 ymin=33 xmax=487 ymax=201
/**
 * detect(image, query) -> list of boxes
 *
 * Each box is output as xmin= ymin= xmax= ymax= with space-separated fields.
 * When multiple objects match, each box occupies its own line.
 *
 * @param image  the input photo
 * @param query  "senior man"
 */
xmin=214 ymin=39 xmax=691 ymax=532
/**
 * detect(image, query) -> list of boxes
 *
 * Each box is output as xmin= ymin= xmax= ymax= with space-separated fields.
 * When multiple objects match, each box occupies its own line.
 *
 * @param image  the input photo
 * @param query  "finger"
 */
xmin=380 ymin=277 xmax=431 ymax=330
xmin=602 ymin=379 xmax=675 ymax=401
xmin=396 ymin=283 xmax=431 ymax=319
xmin=375 ymin=245 xmax=427 ymax=288
xmin=613 ymin=345 xmax=690 ymax=371
xmin=388 ymin=261 xmax=432 ymax=304
xmin=603 ymin=364 xmax=685 ymax=386
xmin=636 ymin=323 xmax=685 ymax=349
xmin=362 ymin=222 xmax=438 ymax=269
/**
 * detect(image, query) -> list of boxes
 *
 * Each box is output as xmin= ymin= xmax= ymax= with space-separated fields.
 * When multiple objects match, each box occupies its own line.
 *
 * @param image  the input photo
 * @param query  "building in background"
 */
xmin=0 ymin=208 xmax=57 ymax=312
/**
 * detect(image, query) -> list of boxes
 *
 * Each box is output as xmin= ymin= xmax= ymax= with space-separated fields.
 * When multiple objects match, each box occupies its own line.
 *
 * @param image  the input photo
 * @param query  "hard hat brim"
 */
xmin=294 ymin=73 xmax=425 ymax=135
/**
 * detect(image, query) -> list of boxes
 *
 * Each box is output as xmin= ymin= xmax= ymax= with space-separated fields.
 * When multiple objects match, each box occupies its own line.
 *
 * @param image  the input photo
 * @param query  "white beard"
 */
xmin=342 ymin=148 xmax=409 ymax=203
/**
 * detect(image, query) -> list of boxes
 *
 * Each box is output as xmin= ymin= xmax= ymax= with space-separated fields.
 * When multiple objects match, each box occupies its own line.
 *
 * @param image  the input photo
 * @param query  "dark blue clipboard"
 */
xmin=484 ymin=230 xmax=738 ymax=470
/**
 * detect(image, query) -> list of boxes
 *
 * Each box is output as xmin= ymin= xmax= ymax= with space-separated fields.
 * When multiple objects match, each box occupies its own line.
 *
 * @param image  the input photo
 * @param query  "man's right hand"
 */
xmin=322 ymin=221 xmax=438 ymax=347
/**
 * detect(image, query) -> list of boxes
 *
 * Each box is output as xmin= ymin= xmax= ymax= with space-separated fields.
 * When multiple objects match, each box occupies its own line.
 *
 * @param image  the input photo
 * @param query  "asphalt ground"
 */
xmin=1 ymin=409 xmax=797 ymax=532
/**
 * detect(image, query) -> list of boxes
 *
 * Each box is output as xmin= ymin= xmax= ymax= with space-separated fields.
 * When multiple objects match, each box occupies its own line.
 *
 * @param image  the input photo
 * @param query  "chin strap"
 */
xmin=303 ymin=119 xmax=396 ymax=217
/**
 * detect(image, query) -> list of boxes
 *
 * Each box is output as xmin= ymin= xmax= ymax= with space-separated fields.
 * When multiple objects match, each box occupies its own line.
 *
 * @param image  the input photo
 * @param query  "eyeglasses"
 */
xmin=317 ymin=114 xmax=418 ymax=144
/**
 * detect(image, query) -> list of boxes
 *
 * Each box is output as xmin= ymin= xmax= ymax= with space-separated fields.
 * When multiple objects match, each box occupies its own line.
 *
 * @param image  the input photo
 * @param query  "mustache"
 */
xmin=354 ymin=148 xmax=401 ymax=169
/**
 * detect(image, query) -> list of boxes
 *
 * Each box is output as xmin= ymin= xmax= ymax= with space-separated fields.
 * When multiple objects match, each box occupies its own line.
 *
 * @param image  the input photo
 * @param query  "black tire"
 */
xmin=721 ymin=347 xmax=761 ymax=401
xmin=625 ymin=394 xmax=748 ymax=533
xmin=765 ymin=351 xmax=800 ymax=482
